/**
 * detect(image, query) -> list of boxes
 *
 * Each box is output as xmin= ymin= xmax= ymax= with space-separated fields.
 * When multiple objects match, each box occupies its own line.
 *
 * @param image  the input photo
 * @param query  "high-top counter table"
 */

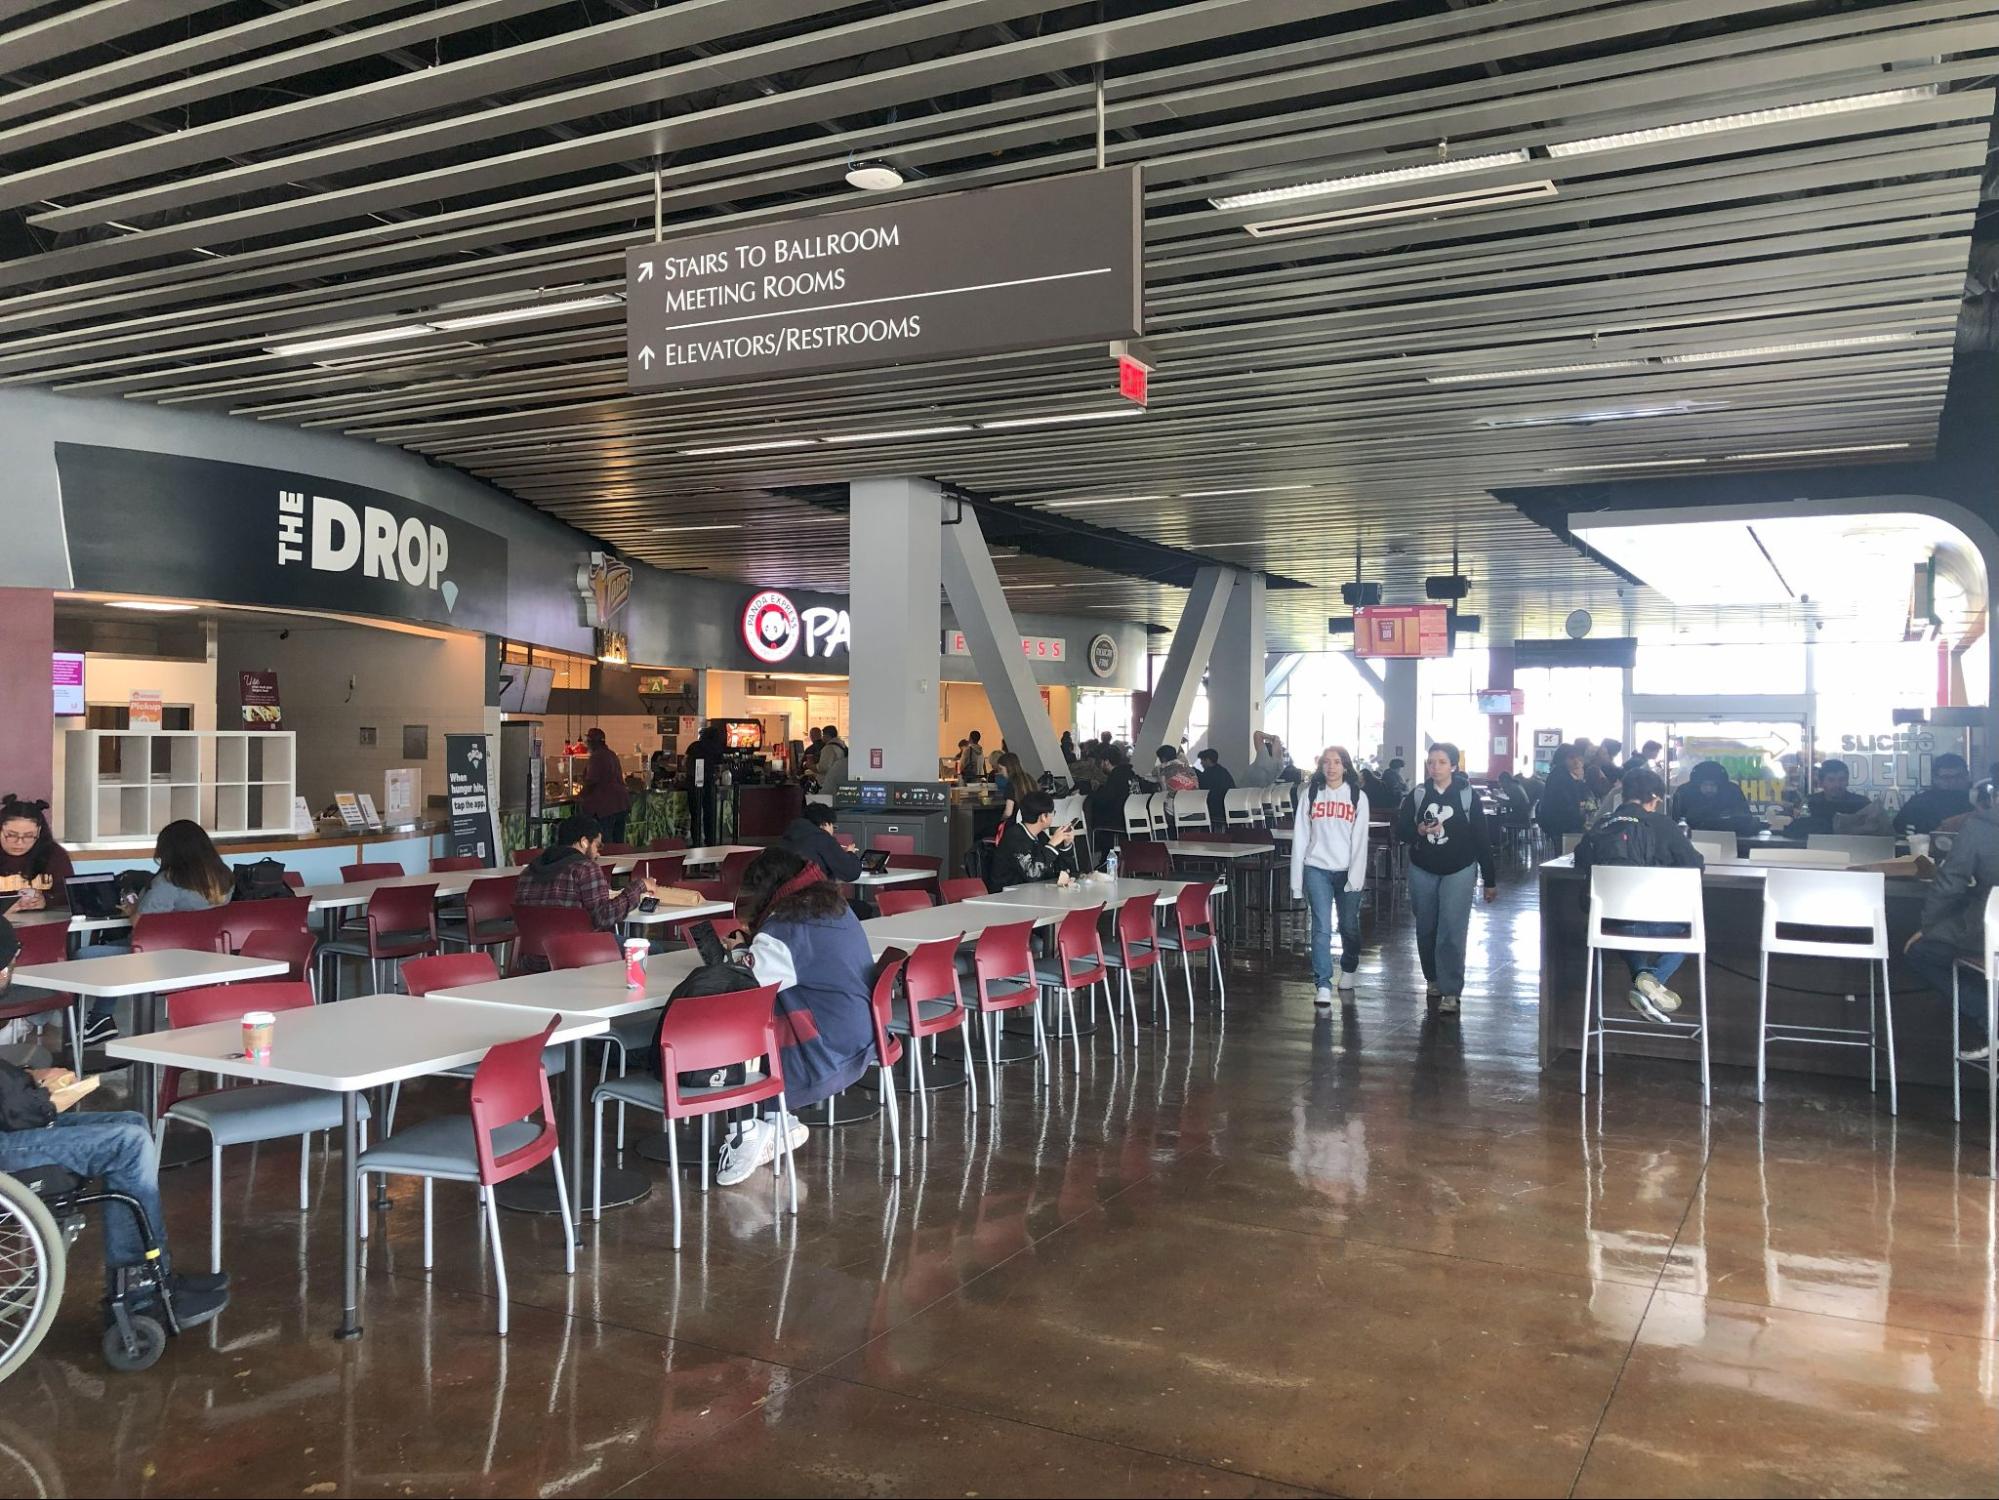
xmin=1537 ymin=855 xmax=1954 ymax=1088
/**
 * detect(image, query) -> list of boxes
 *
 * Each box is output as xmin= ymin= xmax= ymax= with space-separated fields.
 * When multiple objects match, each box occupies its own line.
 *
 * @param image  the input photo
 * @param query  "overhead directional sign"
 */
xmin=625 ymin=168 xmax=1142 ymax=390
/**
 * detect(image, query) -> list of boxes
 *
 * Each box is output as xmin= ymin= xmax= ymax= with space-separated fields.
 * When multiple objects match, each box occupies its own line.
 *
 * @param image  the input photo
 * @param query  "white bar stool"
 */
xmin=1948 ymin=886 xmax=1999 ymax=1178
xmin=1756 ymin=868 xmax=1894 ymax=1112
xmin=1581 ymin=866 xmax=1710 ymax=1105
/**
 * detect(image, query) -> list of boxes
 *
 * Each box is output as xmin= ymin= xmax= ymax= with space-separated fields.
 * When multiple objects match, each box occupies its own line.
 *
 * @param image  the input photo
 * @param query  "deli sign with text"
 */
xmin=626 ymin=168 xmax=1142 ymax=389
xmin=54 ymin=445 xmax=508 ymax=633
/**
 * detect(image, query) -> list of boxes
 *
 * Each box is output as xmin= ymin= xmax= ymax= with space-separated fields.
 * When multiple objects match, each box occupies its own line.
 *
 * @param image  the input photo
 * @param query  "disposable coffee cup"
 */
xmin=241 ymin=1011 xmax=276 ymax=1064
xmin=623 ymin=938 xmax=649 ymax=990
xmin=1909 ymin=834 xmax=1931 ymax=859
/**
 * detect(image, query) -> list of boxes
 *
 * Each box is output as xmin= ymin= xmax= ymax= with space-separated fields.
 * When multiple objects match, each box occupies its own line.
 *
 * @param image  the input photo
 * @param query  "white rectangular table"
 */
xmin=678 ymin=845 xmax=757 ymax=867
xmin=852 ymin=868 xmax=934 ymax=889
xmin=965 ymin=875 xmax=1195 ymax=914
xmin=857 ymin=902 xmax=1059 ymax=958
xmin=108 ymin=995 xmax=606 ymax=1341
xmin=617 ymin=897 xmax=734 ymax=931
xmin=7 ymin=908 xmax=132 ymax=937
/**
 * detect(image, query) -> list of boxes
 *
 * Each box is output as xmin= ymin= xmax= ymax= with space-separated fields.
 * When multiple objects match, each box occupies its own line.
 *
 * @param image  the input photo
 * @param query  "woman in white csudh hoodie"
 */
xmin=1291 ymin=745 xmax=1370 ymax=1007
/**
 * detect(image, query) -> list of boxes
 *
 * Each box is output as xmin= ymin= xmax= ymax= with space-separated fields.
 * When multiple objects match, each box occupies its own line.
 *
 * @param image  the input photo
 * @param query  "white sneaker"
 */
xmin=1337 ymin=973 xmax=1356 ymax=993
xmin=1634 ymin=972 xmax=1683 ymax=1017
xmin=1314 ymin=985 xmax=1334 ymax=1008
xmin=783 ymin=1114 xmax=809 ymax=1153
xmin=715 ymin=1119 xmax=775 ymax=1187
xmin=1438 ymin=995 xmax=1460 ymax=1015
xmin=1958 ymin=1041 xmax=1995 ymax=1064
xmin=1425 ymin=984 xmax=1442 ymax=1000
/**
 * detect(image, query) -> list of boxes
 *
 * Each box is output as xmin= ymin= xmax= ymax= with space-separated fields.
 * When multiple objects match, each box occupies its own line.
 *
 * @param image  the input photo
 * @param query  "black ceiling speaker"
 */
xmin=1327 ymin=616 xmax=1355 ymax=635
xmin=1339 ymin=581 xmax=1382 ymax=607
xmin=1425 ymin=574 xmax=1471 ymax=600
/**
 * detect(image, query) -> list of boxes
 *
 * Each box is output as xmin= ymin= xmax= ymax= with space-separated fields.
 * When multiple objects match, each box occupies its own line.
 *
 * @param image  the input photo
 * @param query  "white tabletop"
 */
xmin=857 ymin=902 xmax=1058 ymax=958
xmin=1156 ymin=841 xmax=1267 ymax=861
xmin=302 ymin=866 xmax=525 ymax=913
xmin=10 ymin=949 xmax=289 ymax=998
xmin=852 ymin=867 xmax=934 ymax=887
xmin=619 ymin=897 xmax=734 ymax=928
xmin=966 ymin=875 xmax=1194 ymax=913
xmin=6 ymin=909 xmax=131 ymax=935
xmin=432 ymin=950 xmax=706 ymax=1020
xmin=105 ymin=992 xmax=607 ymax=1092
xmin=677 ymin=845 xmax=757 ymax=867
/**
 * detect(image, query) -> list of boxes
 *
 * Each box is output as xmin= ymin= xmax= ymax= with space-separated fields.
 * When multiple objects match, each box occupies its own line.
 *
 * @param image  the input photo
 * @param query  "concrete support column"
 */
xmin=848 ymin=477 xmax=943 ymax=781
xmin=1381 ymin=657 xmax=1419 ymax=767
xmin=1207 ymin=573 xmax=1265 ymax=773
xmin=939 ymin=506 xmax=1067 ymax=779
xmin=1134 ymin=567 xmax=1233 ymax=753
xmin=1485 ymin=646 xmax=1516 ymax=779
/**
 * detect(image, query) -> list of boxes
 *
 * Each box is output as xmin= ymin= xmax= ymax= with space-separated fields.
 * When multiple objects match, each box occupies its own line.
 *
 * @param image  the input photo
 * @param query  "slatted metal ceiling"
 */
xmin=1 ymin=1 xmax=1991 ymax=651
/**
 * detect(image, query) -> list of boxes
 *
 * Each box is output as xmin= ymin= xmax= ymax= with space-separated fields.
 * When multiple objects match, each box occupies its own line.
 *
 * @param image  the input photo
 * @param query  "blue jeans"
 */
xmin=1903 ymin=936 xmax=1990 ymax=1048
xmin=1614 ymin=921 xmax=1685 ymax=989
xmin=76 ymin=941 xmax=133 ymax=1026
xmin=1408 ymin=863 xmax=1478 ymax=996
xmin=0 ymin=1110 xmax=168 ymax=1287
xmin=1302 ymin=866 xmax=1361 ymax=986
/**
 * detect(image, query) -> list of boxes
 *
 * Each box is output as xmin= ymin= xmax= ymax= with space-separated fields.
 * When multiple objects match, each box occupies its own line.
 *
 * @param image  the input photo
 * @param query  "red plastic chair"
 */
xmin=214 ymin=900 xmax=308 ymax=955
xmin=589 ymin=984 xmax=796 ymax=1248
xmin=939 ymin=877 xmax=989 ymax=904
xmin=158 ymin=981 xmax=342 ymax=1271
xmin=1103 ymin=893 xmax=1167 ymax=1031
xmin=871 ymin=833 xmax=916 ymax=855
xmin=430 ymin=855 xmax=483 ymax=873
xmin=629 ymin=855 xmax=687 ymax=890
xmin=886 ymin=851 xmax=942 ymax=898
xmin=649 ymin=836 xmax=688 ymax=853
xmin=2 ymin=920 xmax=82 ymax=1072
xmin=896 ymin=935 xmax=979 ymax=1123
xmin=320 ymin=883 xmax=438 ymax=997
xmin=394 ymin=950 xmax=566 ymax=1126
xmin=598 ymin=842 xmax=636 ymax=856
xmin=340 ymin=862 xmax=403 ymax=882
xmin=970 ymin=919 xmax=1046 ymax=1097
xmin=715 ymin=848 xmax=759 ymax=894
xmin=358 ymin=1016 xmax=571 ymax=1334
xmin=240 ymin=925 xmax=318 ymax=995
xmin=545 ymin=930 xmax=621 ymax=971
xmin=873 ymin=889 xmax=933 ymax=917
xmin=445 ymin=874 xmax=520 ymax=966
xmin=509 ymin=848 xmax=541 ymax=867
xmin=282 ymin=871 xmax=305 ymax=889
xmin=1155 ymin=879 xmax=1223 ymax=1020
xmin=1036 ymin=904 xmax=1109 ymax=1066
xmin=1117 ymin=839 xmax=1172 ymax=878
xmin=131 ymin=908 xmax=228 ymax=955
xmin=867 ymin=951 xmax=907 ymax=1176
xmin=509 ymin=904 xmax=591 ymax=974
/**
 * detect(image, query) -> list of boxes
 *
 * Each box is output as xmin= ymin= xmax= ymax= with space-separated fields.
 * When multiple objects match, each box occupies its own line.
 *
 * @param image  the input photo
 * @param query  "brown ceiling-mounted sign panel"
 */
xmin=625 ymin=168 xmax=1142 ymax=390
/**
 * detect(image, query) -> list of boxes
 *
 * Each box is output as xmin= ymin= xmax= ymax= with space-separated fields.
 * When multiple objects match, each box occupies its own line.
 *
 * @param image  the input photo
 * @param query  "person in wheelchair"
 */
xmin=0 ymin=919 xmax=230 ymax=1330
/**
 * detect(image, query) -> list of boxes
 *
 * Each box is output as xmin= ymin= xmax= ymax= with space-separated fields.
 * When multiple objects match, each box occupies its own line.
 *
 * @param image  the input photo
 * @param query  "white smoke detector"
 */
xmin=845 ymin=160 xmax=904 ymax=191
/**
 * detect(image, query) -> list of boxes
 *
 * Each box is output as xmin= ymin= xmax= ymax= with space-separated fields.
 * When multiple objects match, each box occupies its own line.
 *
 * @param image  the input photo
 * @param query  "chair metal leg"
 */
xmin=591 ymin=1095 xmax=605 ymax=1222
xmin=777 ymin=1094 xmax=799 ymax=1217
xmin=1064 ymin=989 xmax=1081 ymax=1073
xmin=210 ymin=1145 xmax=223 ymax=1274
xmin=910 ymin=1035 xmax=928 ymax=1137
xmin=1756 ymin=951 xmax=1769 ymax=1104
xmin=386 ymin=1080 xmax=401 ymax=1136
xmin=882 ymin=1061 xmax=902 ymax=1178
xmin=356 ymin=1166 xmax=369 ymax=1241
xmin=668 ymin=1119 xmax=684 ymax=1251
xmin=1952 ymin=966 xmax=1962 ymax=1122
xmin=1579 ymin=944 xmax=1594 ymax=1097
xmin=1697 ymin=958 xmax=1712 ymax=1110
xmin=1181 ymin=951 xmax=1195 ymax=1022
xmin=1880 ymin=958 xmax=1897 ymax=1116
xmin=550 ymin=1154 xmax=576 ymax=1275
xmin=484 ymin=1191 xmax=510 ymax=1336
xmin=986 ymin=1013 xmax=1000 ymax=1102
xmin=299 ymin=1133 xmax=310 ymax=1211
xmin=960 ymin=1011 xmax=978 ymax=1110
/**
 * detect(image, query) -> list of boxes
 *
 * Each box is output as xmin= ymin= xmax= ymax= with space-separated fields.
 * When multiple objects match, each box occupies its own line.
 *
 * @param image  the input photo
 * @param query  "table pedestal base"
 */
xmin=796 ymin=1088 xmax=881 ymax=1126
xmin=494 ymin=1160 xmax=649 ymax=1214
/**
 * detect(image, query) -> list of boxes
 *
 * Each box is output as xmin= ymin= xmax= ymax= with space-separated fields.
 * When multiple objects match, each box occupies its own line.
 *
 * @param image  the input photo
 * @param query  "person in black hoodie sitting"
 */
xmin=1894 ymin=752 xmax=1974 ymax=835
xmin=1394 ymin=743 xmax=1497 ymax=1015
xmin=997 ymin=792 xmax=1080 ymax=887
xmin=1575 ymin=769 xmax=1704 ymax=1025
xmin=1536 ymin=746 xmax=1591 ymax=842
xmin=779 ymin=802 xmax=863 ymax=882
xmin=1085 ymin=746 xmax=1149 ymax=853
xmin=1671 ymin=760 xmax=1757 ymax=834
xmin=1786 ymin=758 xmax=1877 ymax=837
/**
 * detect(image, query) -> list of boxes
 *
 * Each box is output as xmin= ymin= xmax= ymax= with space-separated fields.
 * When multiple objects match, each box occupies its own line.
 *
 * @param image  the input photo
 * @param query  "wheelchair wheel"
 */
xmin=0 ymin=1171 xmax=66 ymax=1386
xmin=101 ymin=1313 xmax=165 ymax=1373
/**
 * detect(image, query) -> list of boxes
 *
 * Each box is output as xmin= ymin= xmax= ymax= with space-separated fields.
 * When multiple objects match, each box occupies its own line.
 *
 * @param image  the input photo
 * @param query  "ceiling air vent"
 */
xmin=1242 ymin=180 xmax=1557 ymax=237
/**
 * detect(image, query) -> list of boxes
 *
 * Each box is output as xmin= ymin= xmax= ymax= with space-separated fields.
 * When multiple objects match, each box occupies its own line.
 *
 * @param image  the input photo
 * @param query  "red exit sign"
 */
xmin=1118 ymin=354 xmax=1148 ymax=406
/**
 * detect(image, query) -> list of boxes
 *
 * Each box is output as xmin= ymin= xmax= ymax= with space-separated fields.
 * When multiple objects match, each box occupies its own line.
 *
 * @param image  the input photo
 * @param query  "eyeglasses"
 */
xmin=0 ymin=829 xmax=39 ymax=845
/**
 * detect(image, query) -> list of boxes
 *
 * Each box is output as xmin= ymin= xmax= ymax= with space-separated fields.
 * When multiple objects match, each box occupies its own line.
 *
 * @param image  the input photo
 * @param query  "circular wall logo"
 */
xmin=1087 ymin=632 xmax=1119 ymax=679
xmin=742 ymin=590 xmax=802 ymax=663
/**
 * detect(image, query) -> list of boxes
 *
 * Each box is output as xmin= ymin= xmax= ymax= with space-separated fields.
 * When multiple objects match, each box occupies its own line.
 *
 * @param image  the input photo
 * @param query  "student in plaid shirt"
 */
xmin=513 ymin=814 xmax=660 ymax=971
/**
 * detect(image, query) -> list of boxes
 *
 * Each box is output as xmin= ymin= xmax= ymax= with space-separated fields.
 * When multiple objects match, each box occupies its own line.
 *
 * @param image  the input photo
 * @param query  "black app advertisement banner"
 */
xmin=445 ymin=733 xmax=499 ymax=864
xmin=56 ymin=444 xmax=509 ymax=633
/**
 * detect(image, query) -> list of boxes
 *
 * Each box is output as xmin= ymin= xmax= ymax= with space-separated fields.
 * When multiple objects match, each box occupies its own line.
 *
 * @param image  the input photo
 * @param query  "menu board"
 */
xmin=51 ymin=653 xmax=83 ymax=717
xmin=445 ymin=733 xmax=498 ymax=864
xmin=1354 ymin=605 xmax=1450 ymax=658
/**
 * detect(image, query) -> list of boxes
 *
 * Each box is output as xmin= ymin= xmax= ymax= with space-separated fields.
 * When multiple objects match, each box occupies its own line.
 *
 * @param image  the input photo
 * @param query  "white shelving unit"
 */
xmin=63 ymin=730 xmax=296 ymax=847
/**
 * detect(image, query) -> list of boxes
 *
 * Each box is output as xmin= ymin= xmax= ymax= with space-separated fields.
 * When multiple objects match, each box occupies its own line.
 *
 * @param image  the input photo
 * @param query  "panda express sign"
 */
xmin=54 ymin=445 xmax=509 ymax=633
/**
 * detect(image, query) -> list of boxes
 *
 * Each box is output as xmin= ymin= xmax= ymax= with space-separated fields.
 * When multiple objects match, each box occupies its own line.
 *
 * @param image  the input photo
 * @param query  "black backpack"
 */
xmin=660 ymin=956 xmax=759 ymax=1089
xmin=1579 ymin=810 xmax=1660 ymax=869
xmin=0 ymin=1058 xmax=55 ymax=1132
xmin=232 ymin=857 xmax=296 ymax=902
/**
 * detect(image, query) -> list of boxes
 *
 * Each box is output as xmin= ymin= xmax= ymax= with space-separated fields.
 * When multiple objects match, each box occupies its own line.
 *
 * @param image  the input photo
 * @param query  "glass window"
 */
xmin=1634 ymin=641 xmax=1803 ymax=695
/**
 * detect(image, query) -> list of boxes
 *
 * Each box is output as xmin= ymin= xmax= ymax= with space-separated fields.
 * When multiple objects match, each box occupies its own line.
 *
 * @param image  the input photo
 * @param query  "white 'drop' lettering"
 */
xmin=306 ymin=495 xmax=450 ymax=590
xmin=802 ymin=606 xmax=850 ymax=658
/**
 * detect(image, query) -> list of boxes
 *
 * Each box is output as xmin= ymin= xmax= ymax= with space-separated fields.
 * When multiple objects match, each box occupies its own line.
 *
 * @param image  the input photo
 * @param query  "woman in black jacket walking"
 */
xmin=1395 ymin=743 xmax=1498 ymax=1015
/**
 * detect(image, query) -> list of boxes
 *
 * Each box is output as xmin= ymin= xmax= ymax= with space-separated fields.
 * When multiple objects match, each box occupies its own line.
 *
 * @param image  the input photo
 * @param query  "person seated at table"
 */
xmin=1895 ymin=752 xmax=1974 ymax=836
xmin=0 ymin=795 xmax=75 ymax=914
xmin=1084 ymin=745 xmax=1144 ymax=845
xmin=997 ymin=792 xmax=1080 ymax=888
xmin=1536 ymin=746 xmax=1591 ymax=842
xmin=1670 ymin=760 xmax=1758 ymax=834
xmin=778 ymin=802 xmax=863 ymax=882
xmin=1574 ymin=769 xmax=1704 ymax=1025
xmin=715 ymin=848 xmax=876 ymax=1186
xmin=512 ymin=814 xmax=659 ymax=971
xmin=0 ymin=919 xmax=231 ymax=1326
xmin=1495 ymin=770 xmax=1535 ymax=829
xmin=1380 ymin=757 xmax=1409 ymax=803
xmin=1785 ymin=758 xmax=1880 ymax=837
xmin=1900 ymin=781 xmax=1999 ymax=1062
xmin=1195 ymin=748 xmax=1236 ymax=828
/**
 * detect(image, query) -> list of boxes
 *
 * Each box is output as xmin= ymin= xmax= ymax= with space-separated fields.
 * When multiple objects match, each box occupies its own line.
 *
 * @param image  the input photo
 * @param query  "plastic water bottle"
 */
xmin=1104 ymin=847 xmax=1119 ymax=881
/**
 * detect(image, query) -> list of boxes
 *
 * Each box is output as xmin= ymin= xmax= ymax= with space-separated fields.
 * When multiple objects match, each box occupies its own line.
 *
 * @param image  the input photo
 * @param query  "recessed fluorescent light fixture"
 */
xmin=1001 ymin=583 xmax=1059 ymax=590
xmin=822 ymin=425 xmax=971 ymax=443
xmin=978 ymin=409 xmax=1144 ymax=430
xmin=1428 ymin=359 xmax=1648 ymax=385
xmin=268 ymin=324 xmax=433 ymax=357
xmin=106 ymin=599 xmax=197 ymax=612
xmin=429 ymin=294 xmax=622 ymax=331
xmin=1478 ymin=399 xmax=1724 ymax=430
xmin=1039 ymin=494 xmax=1169 ymax=509
xmin=1718 ymin=443 xmax=1911 ymax=461
xmin=1244 ymin=180 xmax=1556 ymax=237
xmin=1659 ymin=332 xmax=1913 ymax=364
xmin=1211 ymin=150 xmax=1530 ymax=211
xmin=680 ymin=438 xmax=818 ymax=455
xmin=1548 ymin=87 xmax=1937 ymax=158
xmin=1545 ymin=458 xmax=1710 ymax=473
xmin=651 ymin=523 xmax=743 ymax=534
xmin=1180 ymin=484 xmax=1311 ymax=498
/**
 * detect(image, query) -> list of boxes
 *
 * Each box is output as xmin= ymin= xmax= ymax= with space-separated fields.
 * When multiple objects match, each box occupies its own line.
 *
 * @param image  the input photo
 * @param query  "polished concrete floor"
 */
xmin=5 ymin=873 xmax=1997 ymax=1498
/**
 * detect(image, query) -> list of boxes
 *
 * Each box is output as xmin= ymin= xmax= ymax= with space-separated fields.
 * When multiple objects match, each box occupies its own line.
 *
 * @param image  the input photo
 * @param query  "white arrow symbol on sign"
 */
xmin=636 ymin=260 xmax=654 ymax=282
xmin=638 ymin=346 xmax=655 ymax=369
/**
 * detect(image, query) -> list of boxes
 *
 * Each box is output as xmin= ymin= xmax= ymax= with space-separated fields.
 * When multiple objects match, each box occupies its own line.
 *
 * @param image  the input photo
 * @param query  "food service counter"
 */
xmin=69 ymin=822 xmax=449 ymax=887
